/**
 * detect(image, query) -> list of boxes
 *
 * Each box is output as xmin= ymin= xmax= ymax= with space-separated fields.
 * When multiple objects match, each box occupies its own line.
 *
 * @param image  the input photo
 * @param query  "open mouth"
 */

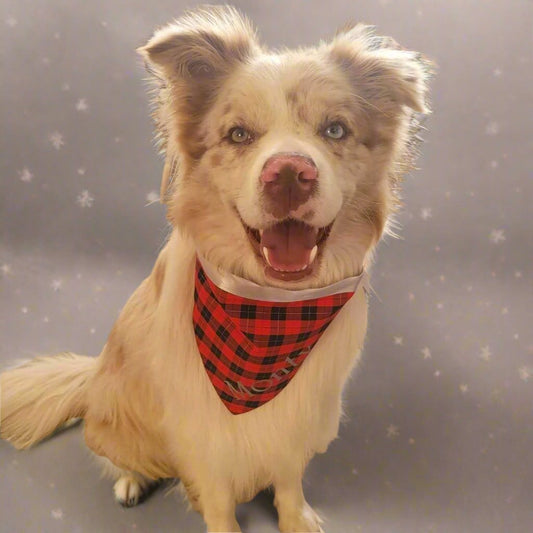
xmin=242 ymin=218 xmax=334 ymax=281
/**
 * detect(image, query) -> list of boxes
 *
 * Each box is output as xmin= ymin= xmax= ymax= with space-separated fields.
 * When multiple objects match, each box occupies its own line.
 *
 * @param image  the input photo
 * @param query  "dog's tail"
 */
xmin=0 ymin=352 xmax=97 ymax=449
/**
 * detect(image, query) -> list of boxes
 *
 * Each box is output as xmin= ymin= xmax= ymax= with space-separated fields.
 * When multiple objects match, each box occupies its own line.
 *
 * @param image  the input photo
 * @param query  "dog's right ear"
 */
xmin=138 ymin=7 xmax=259 ymax=201
xmin=137 ymin=6 xmax=259 ymax=82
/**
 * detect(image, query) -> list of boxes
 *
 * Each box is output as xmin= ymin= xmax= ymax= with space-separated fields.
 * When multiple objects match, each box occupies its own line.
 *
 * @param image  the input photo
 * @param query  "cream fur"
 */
xmin=0 ymin=6 xmax=432 ymax=532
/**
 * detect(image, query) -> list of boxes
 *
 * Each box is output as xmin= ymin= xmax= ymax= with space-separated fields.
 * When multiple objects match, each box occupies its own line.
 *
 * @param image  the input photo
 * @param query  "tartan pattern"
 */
xmin=193 ymin=259 xmax=355 ymax=414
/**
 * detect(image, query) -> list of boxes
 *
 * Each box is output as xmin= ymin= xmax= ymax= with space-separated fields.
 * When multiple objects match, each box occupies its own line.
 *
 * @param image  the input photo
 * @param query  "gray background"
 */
xmin=1 ymin=0 xmax=532 ymax=532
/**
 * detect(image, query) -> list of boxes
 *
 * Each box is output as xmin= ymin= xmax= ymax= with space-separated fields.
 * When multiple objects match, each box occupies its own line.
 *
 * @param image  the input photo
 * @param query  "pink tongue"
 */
xmin=261 ymin=220 xmax=317 ymax=270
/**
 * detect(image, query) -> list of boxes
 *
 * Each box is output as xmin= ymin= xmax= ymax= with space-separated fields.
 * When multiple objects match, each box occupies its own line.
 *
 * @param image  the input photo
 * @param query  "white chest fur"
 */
xmin=152 ymin=230 xmax=369 ymax=500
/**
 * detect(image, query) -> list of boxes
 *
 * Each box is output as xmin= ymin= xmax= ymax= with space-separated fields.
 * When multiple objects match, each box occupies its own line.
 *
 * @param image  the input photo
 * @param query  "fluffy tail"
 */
xmin=0 ymin=352 xmax=97 ymax=449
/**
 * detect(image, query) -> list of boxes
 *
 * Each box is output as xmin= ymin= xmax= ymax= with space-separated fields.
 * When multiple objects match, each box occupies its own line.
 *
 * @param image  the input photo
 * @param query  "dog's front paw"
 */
xmin=113 ymin=475 xmax=150 ymax=507
xmin=278 ymin=501 xmax=323 ymax=532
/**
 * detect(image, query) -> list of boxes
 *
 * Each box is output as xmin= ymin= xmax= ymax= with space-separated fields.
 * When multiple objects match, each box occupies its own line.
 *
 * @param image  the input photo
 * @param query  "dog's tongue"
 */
xmin=261 ymin=220 xmax=317 ymax=274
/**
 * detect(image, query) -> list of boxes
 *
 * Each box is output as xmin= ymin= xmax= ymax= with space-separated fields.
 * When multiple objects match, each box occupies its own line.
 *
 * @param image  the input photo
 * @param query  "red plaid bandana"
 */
xmin=193 ymin=258 xmax=368 ymax=414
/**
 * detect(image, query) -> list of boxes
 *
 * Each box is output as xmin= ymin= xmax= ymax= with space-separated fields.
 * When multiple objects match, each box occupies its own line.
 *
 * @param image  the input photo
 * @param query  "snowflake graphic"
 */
xmin=1 ymin=263 xmax=12 ymax=275
xmin=490 ymin=160 xmax=499 ymax=169
xmin=420 ymin=207 xmax=432 ymax=220
xmin=518 ymin=367 xmax=530 ymax=382
xmin=146 ymin=190 xmax=160 ymax=204
xmin=479 ymin=346 xmax=492 ymax=361
xmin=51 ymin=509 xmax=64 ymax=520
xmin=76 ymin=190 xmax=94 ymax=208
xmin=49 ymin=132 xmax=65 ymax=150
xmin=51 ymin=279 xmax=63 ymax=292
xmin=459 ymin=384 xmax=469 ymax=394
xmin=77 ymin=167 xmax=86 ymax=175
xmin=393 ymin=336 xmax=403 ymax=346
xmin=75 ymin=98 xmax=89 ymax=112
xmin=493 ymin=68 xmax=502 ymax=77
xmin=485 ymin=121 xmax=500 ymax=136
xmin=386 ymin=425 xmax=399 ymax=439
xmin=490 ymin=229 xmax=506 ymax=244
xmin=421 ymin=347 xmax=432 ymax=359
xmin=18 ymin=167 xmax=33 ymax=182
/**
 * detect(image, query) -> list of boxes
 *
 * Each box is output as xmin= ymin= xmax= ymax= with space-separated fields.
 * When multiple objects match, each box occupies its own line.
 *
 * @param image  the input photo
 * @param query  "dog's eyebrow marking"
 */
xmin=286 ymin=88 xmax=300 ymax=105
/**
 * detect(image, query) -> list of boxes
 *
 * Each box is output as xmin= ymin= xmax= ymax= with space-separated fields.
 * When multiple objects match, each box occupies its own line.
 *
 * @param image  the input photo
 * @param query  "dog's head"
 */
xmin=139 ymin=6 xmax=432 ymax=288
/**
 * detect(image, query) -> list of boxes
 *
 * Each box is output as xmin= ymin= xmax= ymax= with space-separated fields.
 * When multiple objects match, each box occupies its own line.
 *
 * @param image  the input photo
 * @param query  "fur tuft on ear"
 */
xmin=330 ymin=23 xmax=434 ymax=114
xmin=137 ymin=5 xmax=259 ymax=80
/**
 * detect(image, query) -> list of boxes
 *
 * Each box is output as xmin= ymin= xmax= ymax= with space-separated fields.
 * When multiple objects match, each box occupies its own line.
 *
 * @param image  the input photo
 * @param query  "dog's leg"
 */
xmin=97 ymin=456 xmax=157 ymax=507
xmin=198 ymin=481 xmax=241 ymax=533
xmin=273 ymin=470 xmax=323 ymax=533
xmin=113 ymin=471 xmax=156 ymax=507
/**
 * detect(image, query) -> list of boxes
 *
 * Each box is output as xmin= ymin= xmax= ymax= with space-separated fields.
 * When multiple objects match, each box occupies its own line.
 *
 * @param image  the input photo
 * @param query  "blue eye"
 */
xmin=323 ymin=122 xmax=346 ymax=140
xmin=229 ymin=127 xmax=251 ymax=143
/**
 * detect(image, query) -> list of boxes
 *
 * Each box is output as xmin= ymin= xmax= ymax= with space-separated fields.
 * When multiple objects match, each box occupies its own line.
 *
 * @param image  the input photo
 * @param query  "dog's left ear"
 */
xmin=329 ymin=24 xmax=433 ymax=114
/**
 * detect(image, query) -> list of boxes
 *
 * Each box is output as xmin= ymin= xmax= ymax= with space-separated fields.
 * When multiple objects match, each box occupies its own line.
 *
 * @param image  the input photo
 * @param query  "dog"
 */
xmin=0 ymin=6 xmax=432 ymax=532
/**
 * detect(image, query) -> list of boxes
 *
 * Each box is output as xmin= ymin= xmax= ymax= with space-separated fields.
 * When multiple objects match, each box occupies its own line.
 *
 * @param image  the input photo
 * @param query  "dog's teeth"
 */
xmin=309 ymin=245 xmax=318 ymax=264
xmin=262 ymin=247 xmax=272 ymax=266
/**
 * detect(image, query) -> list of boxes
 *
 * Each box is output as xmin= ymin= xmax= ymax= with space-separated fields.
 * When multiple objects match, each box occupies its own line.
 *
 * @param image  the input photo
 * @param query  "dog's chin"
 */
xmin=239 ymin=214 xmax=334 ymax=283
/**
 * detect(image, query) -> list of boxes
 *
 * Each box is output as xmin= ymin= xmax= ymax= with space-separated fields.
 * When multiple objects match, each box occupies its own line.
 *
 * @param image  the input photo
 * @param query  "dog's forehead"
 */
xmin=218 ymin=51 xmax=353 ymax=113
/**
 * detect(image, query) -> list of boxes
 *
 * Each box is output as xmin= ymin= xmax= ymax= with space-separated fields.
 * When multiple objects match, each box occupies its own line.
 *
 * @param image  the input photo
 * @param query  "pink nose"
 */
xmin=260 ymin=153 xmax=318 ymax=218
xmin=260 ymin=153 xmax=318 ymax=184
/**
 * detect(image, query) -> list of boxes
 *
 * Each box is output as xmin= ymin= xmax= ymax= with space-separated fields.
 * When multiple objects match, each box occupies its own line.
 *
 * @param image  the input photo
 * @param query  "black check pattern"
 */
xmin=193 ymin=260 xmax=355 ymax=414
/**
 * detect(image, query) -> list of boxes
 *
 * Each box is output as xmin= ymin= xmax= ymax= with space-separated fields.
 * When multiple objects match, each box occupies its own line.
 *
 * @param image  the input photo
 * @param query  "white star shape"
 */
xmin=76 ymin=189 xmax=94 ymax=208
xmin=493 ymin=68 xmax=502 ymax=77
xmin=501 ymin=307 xmax=509 ymax=315
xmin=49 ymin=132 xmax=65 ymax=150
xmin=434 ymin=370 xmax=441 ymax=377
xmin=51 ymin=509 xmax=63 ymax=520
xmin=61 ymin=82 xmax=70 ymax=91
xmin=408 ymin=293 xmax=415 ymax=301
xmin=146 ymin=190 xmax=159 ymax=204
xmin=21 ymin=306 xmax=28 ymax=314
xmin=75 ymin=98 xmax=89 ymax=112
xmin=18 ymin=167 xmax=33 ymax=182
xmin=393 ymin=336 xmax=403 ymax=346
xmin=490 ymin=160 xmax=499 ymax=169
xmin=51 ymin=279 xmax=62 ymax=292
xmin=490 ymin=229 xmax=506 ymax=244
xmin=386 ymin=424 xmax=399 ymax=439
xmin=514 ymin=271 xmax=522 ymax=278
xmin=518 ymin=367 xmax=530 ymax=382
xmin=420 ymin=207 xmax=432 ymax=220
xmin=460 ymin=384 xmax=469 ymax=394
xmin=479 ymin=346 xmax=492 ymax=361
xmin=421 ymin=347 xmax=432 ymax=359
xmin=77 ymin=167 xmax=86 ymax=175
xmin=1 ymin=263 xmax=11 ymax=275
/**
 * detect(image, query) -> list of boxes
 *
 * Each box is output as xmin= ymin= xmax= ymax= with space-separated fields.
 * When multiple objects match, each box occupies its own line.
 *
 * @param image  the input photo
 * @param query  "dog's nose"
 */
xmin=260 ymin=153 xmax=318 ymax=217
